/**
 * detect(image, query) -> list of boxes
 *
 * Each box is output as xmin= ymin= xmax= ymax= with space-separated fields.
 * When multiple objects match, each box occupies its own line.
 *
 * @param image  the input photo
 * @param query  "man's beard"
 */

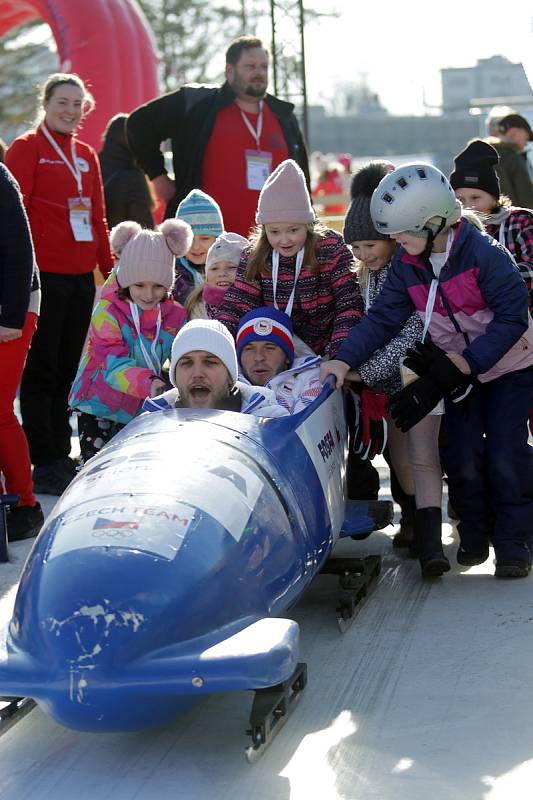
xmin=180 ymin=384 xmax=230 ymax=409
xmin=245 ymin=83 xmax=267 ymax=98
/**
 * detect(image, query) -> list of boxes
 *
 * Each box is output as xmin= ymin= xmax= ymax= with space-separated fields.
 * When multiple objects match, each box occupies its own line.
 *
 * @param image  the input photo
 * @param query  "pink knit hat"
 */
xmin=255 ymin=159 xmax=315 ymax=225
xmin=111 ymin=219 xmax=193 ymax=289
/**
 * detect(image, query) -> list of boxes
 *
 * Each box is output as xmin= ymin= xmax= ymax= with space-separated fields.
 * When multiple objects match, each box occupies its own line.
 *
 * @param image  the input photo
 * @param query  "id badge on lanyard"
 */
xmin=240 ymin=101 xmax=272 ymax=190
xmin=68 ymin=197 xmax=93 ymax=241
xmin=245 ymin=150 xmax=272 ymax=190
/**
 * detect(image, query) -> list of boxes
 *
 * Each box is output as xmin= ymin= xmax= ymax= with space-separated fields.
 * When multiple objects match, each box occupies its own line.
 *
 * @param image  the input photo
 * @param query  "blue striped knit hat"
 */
xmin=175 ymin=189 xmax=224 ymax=236
xmin=236 ymin=307 xmax=294 ymax=366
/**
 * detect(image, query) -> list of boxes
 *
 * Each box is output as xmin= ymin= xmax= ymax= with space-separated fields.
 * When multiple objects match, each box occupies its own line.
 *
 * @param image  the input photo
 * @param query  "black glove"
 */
xmin=388 ymin=375 xmax=444 ymax=432
xmin=403 ymin=340 xmax=444 ymax=377
xmin=404 ymin=340 xmax=473 ymax=402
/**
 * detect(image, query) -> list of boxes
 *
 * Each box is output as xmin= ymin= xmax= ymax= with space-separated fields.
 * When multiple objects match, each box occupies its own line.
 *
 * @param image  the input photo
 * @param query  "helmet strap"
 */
xmin=421 ymin=216 xmax=447 ymax=266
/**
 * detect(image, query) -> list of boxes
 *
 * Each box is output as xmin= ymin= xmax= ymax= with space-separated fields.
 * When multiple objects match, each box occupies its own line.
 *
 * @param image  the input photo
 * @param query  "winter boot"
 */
xmin=413 ymin=507 xmax=450 ymax=578
xmin=446 ymin=499 xmax=460 ymax=521
xmin=392 ymin=494 xmax=416 ymax=550
xmin=494 ymin=560 xmax=531 ymax=579
xmin=7 ymin=502 xmax=44 ymax=541
xmin=32 ymin=461 xmax=72 ymax=495
xmin=60 ymin=456 xmax=80 ymax=477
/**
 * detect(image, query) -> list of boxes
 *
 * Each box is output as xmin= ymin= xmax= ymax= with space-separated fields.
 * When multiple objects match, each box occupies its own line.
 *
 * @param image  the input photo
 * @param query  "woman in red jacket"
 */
xmin=6 ymin=73 xmax=114 ymax=495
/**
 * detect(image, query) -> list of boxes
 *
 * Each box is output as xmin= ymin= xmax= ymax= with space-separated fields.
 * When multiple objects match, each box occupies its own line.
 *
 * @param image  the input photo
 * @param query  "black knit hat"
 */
xmin=343 ymin=161 xmax=393 ymax=244
xmin=449 ymin=140 xmax=500 ymax=199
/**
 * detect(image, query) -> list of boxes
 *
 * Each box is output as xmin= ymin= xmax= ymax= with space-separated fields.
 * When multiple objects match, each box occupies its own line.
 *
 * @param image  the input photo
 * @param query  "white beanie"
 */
xmin=170 ymin=320 xmax=238 ymax=387
xmin=205 ymin=231 xmax=249 ymax=276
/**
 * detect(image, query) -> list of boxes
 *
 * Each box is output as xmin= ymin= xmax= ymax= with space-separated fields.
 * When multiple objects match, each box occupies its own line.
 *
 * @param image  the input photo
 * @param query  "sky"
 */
xmin=21 ymin=0 xmax=533 ymax=119
xmin=275 ymin=0 xmax=533 ymax=116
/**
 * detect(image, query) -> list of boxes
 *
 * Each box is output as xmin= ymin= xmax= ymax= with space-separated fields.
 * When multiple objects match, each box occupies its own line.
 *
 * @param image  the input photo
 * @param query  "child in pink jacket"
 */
xmin=69 ymin=219 xmax=192 ymax=464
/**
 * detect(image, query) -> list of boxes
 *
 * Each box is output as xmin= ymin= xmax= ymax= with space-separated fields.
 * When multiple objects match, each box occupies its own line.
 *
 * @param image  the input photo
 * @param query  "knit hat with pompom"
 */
xmin=343 ymin=161 xmax=395 ymax=244
xmin=111 ymin=219 xmax=193 ymax=288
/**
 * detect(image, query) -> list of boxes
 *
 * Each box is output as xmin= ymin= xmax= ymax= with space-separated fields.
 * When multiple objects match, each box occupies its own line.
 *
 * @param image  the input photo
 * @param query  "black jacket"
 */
xmin=0 ymin=163 xmax=39 ymax=329
xmin=126 ymin=82 xmax=310 ymax=218
xmin=485 ymin=138 xmax=533 ymax=209
xmin=99 ymin=119 xmax=154 ymax=230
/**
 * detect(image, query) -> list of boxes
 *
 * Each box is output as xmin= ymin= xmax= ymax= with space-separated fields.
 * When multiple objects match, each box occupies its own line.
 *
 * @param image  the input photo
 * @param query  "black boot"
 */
xmin=7 ymin=502 xmax=44 ymax=541
xmin=413 ymin=507 xmax=450 ymax=578
xmin=392 ymin=494 xmax=416 ymax=550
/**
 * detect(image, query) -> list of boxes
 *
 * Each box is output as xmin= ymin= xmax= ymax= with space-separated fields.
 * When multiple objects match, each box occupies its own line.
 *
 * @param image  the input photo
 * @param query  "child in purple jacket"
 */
xmin=321 ymin=162 xmax=533 ymax=580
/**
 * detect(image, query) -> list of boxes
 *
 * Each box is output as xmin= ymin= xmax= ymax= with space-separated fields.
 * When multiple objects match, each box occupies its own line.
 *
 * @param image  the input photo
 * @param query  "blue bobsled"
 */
xmin=0 ymin=382 xmax=390 ymax=733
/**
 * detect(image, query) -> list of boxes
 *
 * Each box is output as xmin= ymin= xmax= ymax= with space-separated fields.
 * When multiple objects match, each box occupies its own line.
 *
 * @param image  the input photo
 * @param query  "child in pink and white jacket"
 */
xmin=69 ymin=219 xmax=192 ymax=464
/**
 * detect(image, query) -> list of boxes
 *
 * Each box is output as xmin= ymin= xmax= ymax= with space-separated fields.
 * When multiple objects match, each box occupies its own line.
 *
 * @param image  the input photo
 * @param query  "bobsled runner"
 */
xmin=0 ymin=381 xmax=391 ymax=757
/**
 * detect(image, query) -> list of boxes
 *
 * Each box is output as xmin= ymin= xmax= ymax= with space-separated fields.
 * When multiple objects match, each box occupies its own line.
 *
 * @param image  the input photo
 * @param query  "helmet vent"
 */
xmin=396 ymin=177 xmax=408 ymax=189
xmin=382 ymin=192 xmax=394 ymax=204
xmin=416 ymin=168 xmax=427 ymax=179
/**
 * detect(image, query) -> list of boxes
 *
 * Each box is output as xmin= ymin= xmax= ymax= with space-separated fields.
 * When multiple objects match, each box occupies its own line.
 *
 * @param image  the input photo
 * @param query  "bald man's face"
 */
xmin=240 ymin=341 xmax=288 ymax=386
xmin=174 ymin=351 xmax=232 ymax=408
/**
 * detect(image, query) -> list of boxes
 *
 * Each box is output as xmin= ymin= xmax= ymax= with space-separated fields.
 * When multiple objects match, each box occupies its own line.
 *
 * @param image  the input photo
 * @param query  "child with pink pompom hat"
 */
xmin=69 ymin=218 xmax=193 ymax=464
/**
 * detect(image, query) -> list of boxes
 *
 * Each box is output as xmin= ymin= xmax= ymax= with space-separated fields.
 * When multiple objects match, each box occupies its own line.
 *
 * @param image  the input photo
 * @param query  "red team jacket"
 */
xmin=6 ymin=127 xmax=113 ymax=277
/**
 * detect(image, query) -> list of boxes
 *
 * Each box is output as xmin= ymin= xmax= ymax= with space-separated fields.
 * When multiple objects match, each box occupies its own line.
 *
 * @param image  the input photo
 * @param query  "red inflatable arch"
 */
xmin=0 ymin=0 xmax=160 ymax=149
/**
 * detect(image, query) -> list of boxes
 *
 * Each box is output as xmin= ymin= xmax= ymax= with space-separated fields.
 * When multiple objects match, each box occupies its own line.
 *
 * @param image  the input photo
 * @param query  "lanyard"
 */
xmin=128 ymin=301 xmax=162 ymax=375
xmin=422 ymin=230 xmax=454 ymax=342
xmin=240 ymin=100 xmax=263 ymax=150
xmin=41 ymin=122 xmax=83 ymax=196
xmin=365 ymin=273 xmax=373 ymax=310
xmin=271 ymin=248 xmax=304 ymax=318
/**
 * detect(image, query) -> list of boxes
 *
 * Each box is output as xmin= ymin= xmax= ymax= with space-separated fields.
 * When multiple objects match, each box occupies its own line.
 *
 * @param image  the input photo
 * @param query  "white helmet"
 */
xmin=370 ymin=162 xmax=460 ymax=236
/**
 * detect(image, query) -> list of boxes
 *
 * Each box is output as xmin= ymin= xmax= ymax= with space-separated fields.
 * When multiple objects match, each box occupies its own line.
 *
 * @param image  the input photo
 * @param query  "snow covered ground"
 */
xmin=1 ymin=460 xmax=533 ymax=800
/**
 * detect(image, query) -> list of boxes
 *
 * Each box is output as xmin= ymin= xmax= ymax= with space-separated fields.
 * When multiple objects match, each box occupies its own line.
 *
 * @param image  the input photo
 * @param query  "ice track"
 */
xmin=1 ymin=463 xmax=533 ymax=800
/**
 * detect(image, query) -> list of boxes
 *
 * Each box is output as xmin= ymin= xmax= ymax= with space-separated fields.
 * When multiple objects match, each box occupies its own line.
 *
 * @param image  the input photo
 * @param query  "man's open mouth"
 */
xmin=189 ymin=386 xmax=211 ymax=399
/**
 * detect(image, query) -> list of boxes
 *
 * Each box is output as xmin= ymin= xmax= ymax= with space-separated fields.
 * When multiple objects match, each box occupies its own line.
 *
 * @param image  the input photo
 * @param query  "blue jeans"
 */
xmin=441 ymin=368 xmax=533 ymax=562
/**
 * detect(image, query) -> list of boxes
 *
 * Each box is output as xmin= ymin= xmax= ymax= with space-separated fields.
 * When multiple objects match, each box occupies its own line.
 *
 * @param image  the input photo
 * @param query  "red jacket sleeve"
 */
xmin=5 ymin=136 xmax=38 ymax=209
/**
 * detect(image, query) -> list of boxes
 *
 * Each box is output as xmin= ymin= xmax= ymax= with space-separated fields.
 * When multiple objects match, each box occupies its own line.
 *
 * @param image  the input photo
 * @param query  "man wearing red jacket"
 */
xmin=6 ymin=73 xmax=114 ymax=495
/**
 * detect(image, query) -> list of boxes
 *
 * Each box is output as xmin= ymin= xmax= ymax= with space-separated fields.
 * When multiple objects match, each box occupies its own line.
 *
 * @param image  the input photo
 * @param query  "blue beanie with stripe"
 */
xmin=236 ymin=306 xmax=295 ymax=366
xmin=175 ymin=189 xmax=224 ymax=236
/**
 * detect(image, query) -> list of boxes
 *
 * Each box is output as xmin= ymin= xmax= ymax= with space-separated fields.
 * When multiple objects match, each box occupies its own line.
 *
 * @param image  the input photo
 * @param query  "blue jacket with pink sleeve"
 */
xmin=336 ymin=218 xmax=533 ymax=383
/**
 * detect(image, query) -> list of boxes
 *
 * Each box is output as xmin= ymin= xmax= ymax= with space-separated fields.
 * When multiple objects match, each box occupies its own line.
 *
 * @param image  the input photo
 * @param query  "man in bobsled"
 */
xmin=142 ymin=318 xmax=288 ymax=416
xmin=236 ymin=307 xmax=322 ymax=414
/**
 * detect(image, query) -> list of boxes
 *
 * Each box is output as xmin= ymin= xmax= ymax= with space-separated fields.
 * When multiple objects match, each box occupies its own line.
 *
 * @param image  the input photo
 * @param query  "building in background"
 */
xmin=307 ymin=55 xmax=533 ymax=178
xmin=441 ymin=56 xmax=533 ymax=114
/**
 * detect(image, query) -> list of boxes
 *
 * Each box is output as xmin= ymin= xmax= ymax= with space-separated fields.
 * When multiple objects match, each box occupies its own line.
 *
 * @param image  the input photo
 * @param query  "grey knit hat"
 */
xmin=343 ymin=161 xmax=395 ymax=244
